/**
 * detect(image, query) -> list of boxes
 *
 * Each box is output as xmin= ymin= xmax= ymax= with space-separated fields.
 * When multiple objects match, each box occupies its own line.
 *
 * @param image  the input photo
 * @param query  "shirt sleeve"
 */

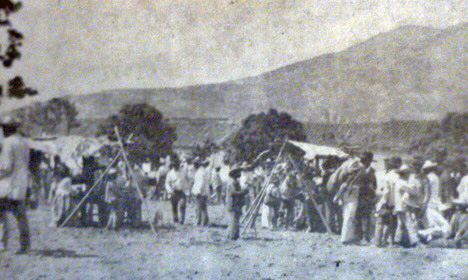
xmin=0 ymin=140 xmax=14 ymax=177
xmin=165 ymin=171 xmax=173 ymax=193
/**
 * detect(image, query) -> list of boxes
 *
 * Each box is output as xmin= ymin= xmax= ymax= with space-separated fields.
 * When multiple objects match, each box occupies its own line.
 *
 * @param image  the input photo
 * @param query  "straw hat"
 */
xmin=422 ymin=160 xmax=437 ymax=170
xmin=396 ymin=164 xmax=413 ymax=174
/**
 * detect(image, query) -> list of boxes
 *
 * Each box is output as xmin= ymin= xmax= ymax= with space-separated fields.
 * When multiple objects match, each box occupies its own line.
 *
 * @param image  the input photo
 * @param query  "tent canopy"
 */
xmin=26 ymin=136 xmax=112 ymax=174
xmin=287 ymin=140 xmax=348 ymax=160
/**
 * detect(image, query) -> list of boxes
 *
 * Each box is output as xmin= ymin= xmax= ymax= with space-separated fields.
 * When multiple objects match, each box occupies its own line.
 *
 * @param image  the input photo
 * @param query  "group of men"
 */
xmin=0 ymin=115 xmax=466 ymax=253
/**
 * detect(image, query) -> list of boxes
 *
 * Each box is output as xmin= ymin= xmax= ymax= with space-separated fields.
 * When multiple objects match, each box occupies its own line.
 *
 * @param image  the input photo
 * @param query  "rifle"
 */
xmin=333 ymin=168 xmax=364 ymax=204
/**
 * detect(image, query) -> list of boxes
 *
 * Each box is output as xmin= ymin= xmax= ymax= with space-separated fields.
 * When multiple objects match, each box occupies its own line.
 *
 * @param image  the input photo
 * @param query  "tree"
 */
xmin=230 ymin=108 xmax=307 ymax=163
xmin=97 ymin=103 xmax=177 ymax=164
xmin=0 ymin=1 xmax=38 ymax=103
xmin=9 ymin=98 xmax=79 ymax=135
xmin=42 ymin=97 xmax=80 ymax=134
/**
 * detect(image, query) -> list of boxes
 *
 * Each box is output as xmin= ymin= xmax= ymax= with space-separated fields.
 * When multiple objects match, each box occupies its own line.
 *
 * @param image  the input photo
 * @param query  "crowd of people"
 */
xmin=0 ymin=116 xmax=466 ymax=255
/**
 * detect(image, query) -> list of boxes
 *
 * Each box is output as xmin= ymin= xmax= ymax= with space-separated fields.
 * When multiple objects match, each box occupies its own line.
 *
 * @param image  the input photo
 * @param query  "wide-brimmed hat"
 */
xmin=229 ymin=165 xmax=243 ymax=178
xmin=0 ymin=115 xmax=22 ymax=128
xmin=240 ymin=161 xmax=250 ymax=169
xmin=422 ymin=160 xmax=438 ymax=170
xmin=452 ymin=198 xmax=468 ymax=206
xmin=396 ymin=164 xmax=413 ymax=174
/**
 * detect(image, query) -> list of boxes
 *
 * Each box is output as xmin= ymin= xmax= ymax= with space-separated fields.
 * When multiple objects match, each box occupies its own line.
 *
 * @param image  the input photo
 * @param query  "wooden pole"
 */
xmin=59 ymin=150 xmax=122 ymax=227
xmin=240 ymin=138 xmax=288 ymax=235
xmin=241 ymin=139 xmax=288 ymax=225
xmin=114 ymin=127 xmax=157 ymax=235
xmin=287 ymin=154 xmax=333 ymax=234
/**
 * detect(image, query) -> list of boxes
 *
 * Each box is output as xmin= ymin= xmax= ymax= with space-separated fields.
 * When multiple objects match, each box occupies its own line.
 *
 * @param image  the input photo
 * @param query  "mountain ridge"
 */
xmin=38 ymin=22 xmax=468 ymax=122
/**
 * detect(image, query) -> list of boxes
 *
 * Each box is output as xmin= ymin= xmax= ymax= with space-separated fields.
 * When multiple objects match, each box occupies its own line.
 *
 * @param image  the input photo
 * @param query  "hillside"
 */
xmin=67 ymin=23 xmax=467 ymax=123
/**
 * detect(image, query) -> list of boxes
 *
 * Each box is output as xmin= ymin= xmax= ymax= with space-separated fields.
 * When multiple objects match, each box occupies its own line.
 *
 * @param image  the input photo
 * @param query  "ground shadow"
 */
xmin=241 ymin=236 xmax=277 ymax=242
xmin=31 ymin=249 xmax=98 ymax=258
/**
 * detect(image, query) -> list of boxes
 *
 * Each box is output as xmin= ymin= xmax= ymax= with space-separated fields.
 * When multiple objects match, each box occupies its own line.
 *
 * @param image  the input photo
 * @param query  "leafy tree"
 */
xmin=42 ymin=97 xmax=80 ymax=134
xmin=97 ymin=103 xmax=177 ymax=164
xmin=230 ymin=108 xmax=306 ymax=163
xmin=11 ymin=98 xmax=79 ymax=135
xmin=0 ymin=1 xmax=37 ymax=103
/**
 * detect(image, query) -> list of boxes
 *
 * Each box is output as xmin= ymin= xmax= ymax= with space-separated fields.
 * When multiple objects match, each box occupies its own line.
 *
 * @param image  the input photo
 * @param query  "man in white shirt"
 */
xmin=192 ymin=159 xmax=210 ymax=226
xmin=374 ymin=156 xmax=401 ymax=247
xmin=165 ymin=158 xmax=189 ymax=224
xmin=0 ymin=118 xmax=31 ymax=254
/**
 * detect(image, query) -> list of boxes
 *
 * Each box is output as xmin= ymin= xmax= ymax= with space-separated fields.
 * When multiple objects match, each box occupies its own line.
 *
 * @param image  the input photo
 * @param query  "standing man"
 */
xmin=165 ymin=158 xmax=188 ymax=225
xmin=279 ymin=164 xmax=299 ymax=230
xmin=226 ymin=167 xmax=248 ymax=240
xmin=0 ymin=118 xmax=31 ymax=254
xmin=192 ymin=159 xmax=210 ymax=226
xmin=394 ymin=164 xmax=421 ymax=247
xmin=374 ymin=156 xmax=401 ymax=247
xmin=355 ymin=152 xmax=377 ymax=243
xmin=332 ymin=152 xmax=373 ymax=244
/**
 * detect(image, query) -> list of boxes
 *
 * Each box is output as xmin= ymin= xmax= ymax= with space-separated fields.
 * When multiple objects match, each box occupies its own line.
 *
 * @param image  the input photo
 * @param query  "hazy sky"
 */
xmin=1 ymin=0 xmax=466 ymax=111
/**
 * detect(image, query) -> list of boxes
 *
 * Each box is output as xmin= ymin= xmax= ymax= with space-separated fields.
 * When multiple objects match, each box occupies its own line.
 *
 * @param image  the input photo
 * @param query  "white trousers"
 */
xmin=341 ymin=190 xmax=359 ymax=243
xmin=261 ymin=204 xmax=273 ymax=228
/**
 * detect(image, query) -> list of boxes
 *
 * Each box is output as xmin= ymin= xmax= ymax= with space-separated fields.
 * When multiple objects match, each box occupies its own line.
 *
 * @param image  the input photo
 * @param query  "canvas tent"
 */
xmin=287 ymin=140 xmax=348 ymax=160
xmin=26 ymin=136 xmax=112 ymax=174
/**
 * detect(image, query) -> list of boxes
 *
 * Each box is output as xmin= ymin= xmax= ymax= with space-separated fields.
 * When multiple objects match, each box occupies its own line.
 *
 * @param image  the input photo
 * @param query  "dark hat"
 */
xmin=388 ymin=156 xmax=402 ymax=168
xmin=229 ymin=165 xmax=244 ymax=178
xmin=411 ymin=156 xmax=425 ymax=169
xmin=359 ymin=151 xmax=375 ymax=162
xmin=229 ymin=167 xmax=243 ymax=178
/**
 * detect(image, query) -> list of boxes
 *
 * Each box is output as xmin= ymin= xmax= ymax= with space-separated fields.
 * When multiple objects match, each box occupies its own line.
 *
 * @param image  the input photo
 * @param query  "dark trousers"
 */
xmin=227 ymin=210 xmax=242 ymax=240
xmin=0 ymin=199 xmax=30 ymax=250
xmin=356 ymin=200 xmax=374 ymax=242
xmin=170 ymin=191 xmax=186 ymax=224
xmin=305 ymin=201 xmax=324 ymax=232
xmin=280 ymin=199 xmax=295 ymax=229
xmin=374 ymin=212 xmax=397 ymax=246
xmin=195 ymin=195 xmax=209 ymax=226
xmin=325 ymin=198 xmax=343 ymax=234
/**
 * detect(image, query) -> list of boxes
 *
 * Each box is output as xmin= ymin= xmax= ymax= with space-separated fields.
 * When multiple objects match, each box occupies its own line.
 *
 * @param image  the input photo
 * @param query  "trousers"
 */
xmin=195 ymin=195 xmax=209 ymax=226
xmin=170 ymin=191 xmax=186 ymax=224
xmin=341 ymin=190 xmax=359 ymax=243
xmin=0 ymin=199 xmax=31 ymax=250
xmin=395 ymin=211 xmax=419 ymax=246
xmin=355 ymin=199 xmax=374 ymax=242
xmin=227 ymin=210 xmax=242 ymax=240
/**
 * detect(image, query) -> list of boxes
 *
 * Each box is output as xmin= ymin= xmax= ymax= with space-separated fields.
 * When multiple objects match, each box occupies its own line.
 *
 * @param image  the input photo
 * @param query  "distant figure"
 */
xmin=0 ymin=118 xmax=31 ymax=254
xmin=105 ymin=168 xmax=127 ymax=230
xmin=192 ymin=159 xmax=210 ymax=226
xmin=226 ymin=167 xmax=248 ymax=240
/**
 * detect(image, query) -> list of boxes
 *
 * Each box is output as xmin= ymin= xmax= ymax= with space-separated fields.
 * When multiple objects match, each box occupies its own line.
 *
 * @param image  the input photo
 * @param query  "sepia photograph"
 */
xmin=0 ymin=0 xmax=466 ymax=279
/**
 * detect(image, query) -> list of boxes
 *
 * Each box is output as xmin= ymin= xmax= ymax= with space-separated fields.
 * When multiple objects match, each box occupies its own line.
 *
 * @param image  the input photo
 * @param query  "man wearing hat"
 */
xmin=104 ymin=168 xmax=127 ymax=230
xmin=165 ymin=158 xmax=190 ymax=224
xmin=0 ymin=117 xmax=31 ymax=253
xmin=373 ymin=156 xmax=401 ymax=247
xmin=226 ymin=166 xmax=249 ymax=240
xmin=354 ymin=151 xmax=377 ymax=243
xmin=394 ymin=164 xmax=422 ymax=247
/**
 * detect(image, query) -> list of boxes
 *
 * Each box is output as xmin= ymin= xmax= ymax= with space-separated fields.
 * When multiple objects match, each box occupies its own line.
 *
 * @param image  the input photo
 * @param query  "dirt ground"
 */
xmin=0 ymin=198 xmax=467 ymax=280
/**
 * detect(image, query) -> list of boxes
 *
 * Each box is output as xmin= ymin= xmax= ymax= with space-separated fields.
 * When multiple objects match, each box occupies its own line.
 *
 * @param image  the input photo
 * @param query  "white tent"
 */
xmin=287 ymin=140 xmax=348 ymax=160
xmin=26 ymin=136 xmax=112 ymax=174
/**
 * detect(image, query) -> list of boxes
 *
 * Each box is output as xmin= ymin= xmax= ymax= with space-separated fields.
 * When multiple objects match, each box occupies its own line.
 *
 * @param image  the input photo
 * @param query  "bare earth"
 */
xmin=0 ymin=199 xmax=467 ymax=280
